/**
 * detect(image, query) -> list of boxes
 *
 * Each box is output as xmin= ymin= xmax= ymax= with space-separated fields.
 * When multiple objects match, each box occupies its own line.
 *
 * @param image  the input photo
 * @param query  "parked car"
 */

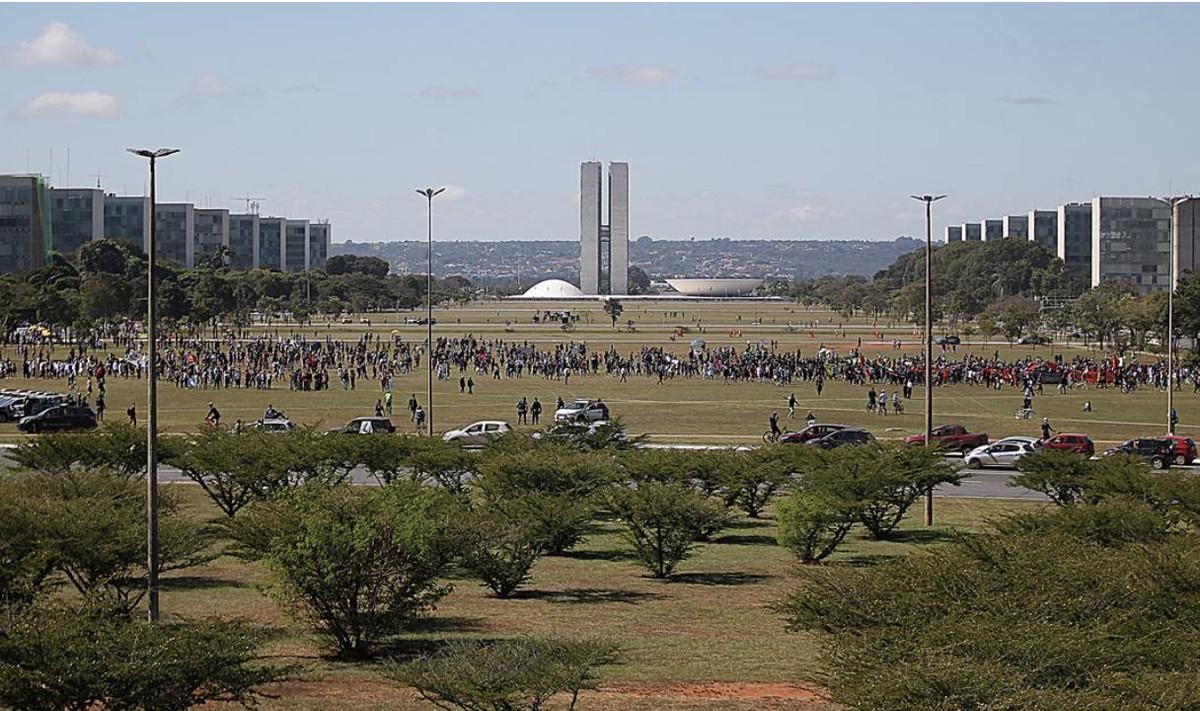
xmin=807 ymin=428 xmax=876 ymax=449
xmin=554 ymin=398 xmax=610 ymax=422
xmin=1018 ymin=334 xmax=1052 ymax=345
xmin=0 ymin=391 xmax=67 ymax=422
xmin=1040 ymin=433 xmax=1096 ymax=457
xmin=532 ymin=420 xmax=633 ymax=449
xmin=934 ymin=335 xmax=961 ymax=345
xmin=442 ymin=420 xmax=511 ymax=446
xmin=1160 ymin=435 xmax=1198 ymax=466
xmin=779 ymin=423 xmax=847 ymax=444
xmin=327 ymin=417 xmax=396 ymax=435
xmin=904 ymin=424 xmax=989 ymax=455
xmin=1103 ymin=438 xmax=1173 ymax=469
xmin=17 ymin=405 xmax=98 ymax=433
xmin=965 ymin=436 xmax=1040 ymax=469
xmin=245 ymin=417 xmax=296 ymax=434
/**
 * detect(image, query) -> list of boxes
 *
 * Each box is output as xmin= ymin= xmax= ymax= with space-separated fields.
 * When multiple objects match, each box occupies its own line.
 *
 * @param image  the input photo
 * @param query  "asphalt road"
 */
xmin=0 ymin=444 xmax=1049 ymax=501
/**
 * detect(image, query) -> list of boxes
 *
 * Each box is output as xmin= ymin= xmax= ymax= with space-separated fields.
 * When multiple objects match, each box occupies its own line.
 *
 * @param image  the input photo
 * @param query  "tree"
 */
xmin=602 ymin=298 xmax=623 ymax=328
xmin=1071 ymin=279 xmax=1136 ymax=349
xmin=9 ymin=468 xmax=211 ymax=614
xmin=777 ymin=524 xmax=1200 ymax=710
xmin=460 ymin=500 xmax=548 ymax=598
xmin=392 ymin=637 xmax=619 ymax=711
xmin=775 ymin=490 xmax=858 ymax=564
xmin=627 ymin=265 xmax=651 ymax=294
xmin=11 ymin=422 xmax=148 ymax=478
xmin=0 ymin=477 xmax=53 ymax=606
xmin=800 ymin=444 xmax=963 ymax=540
xmin=166 ymin=428 xmax=304 ymax=517
xmin=721 ymin=448 xmax=791 ymax=518
xmin=607 ymin=482 xmax=728 ymax=579
xmin=225 ymin=483 xmax=460 ymax=659
xmin=984 ymin=296 xmax=1040 ymax=344
xmin=0 ymin=599 xmax=287 ymax=711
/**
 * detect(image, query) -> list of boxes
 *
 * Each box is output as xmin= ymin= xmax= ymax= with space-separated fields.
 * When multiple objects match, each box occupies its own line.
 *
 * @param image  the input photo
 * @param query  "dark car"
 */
xmin=807 ymin=428 xmax=876 ymax=449
xmin=1018 ymin=334 xmax=1052 ymax=345
xmin=327 ymin=417 xmax=396 ymax=435
xmin=1040 ymin=433 xmax=1096 ymax=458
xmin=17 ymin=405 xmax=98 ymax=433
xmin=934 ymin=335 xmax=961 ymax=346
xmin=779 ymin=423 xmax=847 ymax=444
xmin=1103 ymin=438 xmax=1173 ymax=469
xmin=1160 ymin=435 xmax=1198 ymax=466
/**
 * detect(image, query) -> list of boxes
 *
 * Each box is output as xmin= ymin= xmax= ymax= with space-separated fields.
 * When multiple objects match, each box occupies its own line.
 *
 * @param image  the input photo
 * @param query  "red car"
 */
xmin=1040 ymin=433 xmax=1095 ymax=458
xmin=779 ymin=423 xmax=847 ymax=444
xmin=1160 ymin=435 xmax=1197 ymax=466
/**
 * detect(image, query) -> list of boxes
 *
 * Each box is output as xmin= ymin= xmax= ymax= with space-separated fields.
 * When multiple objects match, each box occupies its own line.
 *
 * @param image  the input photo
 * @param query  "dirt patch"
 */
xmin=598 ymin=681 xmax=833 ymax=710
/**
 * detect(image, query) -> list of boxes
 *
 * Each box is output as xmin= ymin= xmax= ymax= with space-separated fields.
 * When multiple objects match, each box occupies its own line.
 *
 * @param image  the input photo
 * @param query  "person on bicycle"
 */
xmin=770 ymin=411 xmax=781 ymax=440
xmin=205 ymin=402 xmax=221 ymax=427
xmin=805 ymin=411 xmax=816 ymax=427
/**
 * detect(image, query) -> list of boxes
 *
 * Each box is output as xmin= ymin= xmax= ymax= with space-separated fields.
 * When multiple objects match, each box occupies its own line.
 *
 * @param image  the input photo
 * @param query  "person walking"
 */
xmin=460 ymin=376 xmax=466 ymax=394
xmin=375 ymin=398 xmax=385 ymax=417
xmin=1170 ymin=407 xmax=1179 ymax=435
xmin=408 ymin=393 xmax=418 ymax=421
xmin=127 ymin=403 xmax=137 ymax=426
xmin=467 ymin=376 xmax=475 ymax=394
xmin=786 ymin=392 xmax=797 ymax=419
xmin=384 ymin=390 xmax=393 ymax=415
xmin=531 ymin=397 xmax=542 ymax=424
xmin=415 ymin=405 xmax=426 ymax=432
xmin=1041 ymin=417 xmax=1055 ymax=440
xmin=94 ymin=392 xmax=106 ymax=420
xmin=517 ymin=397 xmax=528 ymax=425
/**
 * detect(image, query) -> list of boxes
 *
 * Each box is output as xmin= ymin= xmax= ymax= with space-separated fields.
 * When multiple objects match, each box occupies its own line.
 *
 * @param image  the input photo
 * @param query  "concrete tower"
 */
xmin=579 ymin=161 xmax=629 ymax=295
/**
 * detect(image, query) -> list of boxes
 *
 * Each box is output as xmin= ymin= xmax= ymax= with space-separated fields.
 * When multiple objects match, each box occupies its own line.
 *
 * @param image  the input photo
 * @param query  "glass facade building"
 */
xmin=284 ymin=220 xmax=309 ymax=272
xmin=102 ymin=196 xmax=149 ymax=252
xmin=1002 ymin=215 xmax=1028 ymax=239
xmin=49 ymin=188 xmax=103 ymax=257
xmin=0 ymin=175 xmax=50 ymax=274
xmin=944 ymin=225 xmax=962 ymax=243
xmin=228 ymin=214 xmax=258 ymax=271
xmin=309 ymin=222 xmax=330 ymax=270
xmin=154 ymin=204 xmax=194 ymax=266
xmin=1057 ymin=203 xmax=1092 ymax=277
xmin=258 ymin=218 xmax=283 ymax=271
xmin=962 ymin=223 xmax=982 ymax=241
xmin=193 ymin=208 xmax=229 ymax=268
xmin=1028 ymin=210 xmax=1058 ymax=252
xmin=982 ymin=219 xmax=1003 ymax=241
xmin=1092 ymin=197 xmax=1170 ymax=295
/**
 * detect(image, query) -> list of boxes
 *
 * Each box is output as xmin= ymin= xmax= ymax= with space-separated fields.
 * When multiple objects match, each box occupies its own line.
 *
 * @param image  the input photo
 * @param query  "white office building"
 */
xmin=579 ymin=161 xmax=630 ymax=295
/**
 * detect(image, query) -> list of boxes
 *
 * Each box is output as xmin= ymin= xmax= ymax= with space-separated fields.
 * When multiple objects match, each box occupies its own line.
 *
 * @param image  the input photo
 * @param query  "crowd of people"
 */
xmin=1 ymin=331 xmax=1193 ymax=410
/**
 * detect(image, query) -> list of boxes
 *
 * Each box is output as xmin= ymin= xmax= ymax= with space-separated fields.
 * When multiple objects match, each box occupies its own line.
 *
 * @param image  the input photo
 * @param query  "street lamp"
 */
xmin=127 ymin=147 xmax=179 ymax=623
xmin=911 ymin=193 xmax=946 ymax=526
xmin=416 ymin=187 xmax=445 ymax=436
xmin=1154 ymin=195 xmax=1193 ymax=435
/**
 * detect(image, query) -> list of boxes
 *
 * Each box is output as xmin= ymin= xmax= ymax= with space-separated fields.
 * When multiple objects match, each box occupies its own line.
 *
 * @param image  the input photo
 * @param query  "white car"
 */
xmin=965 ymin=436 xmax=1041 ymax=469
xmin=442 ymin=420 xmax=511 ymax=446
xmin=553 ymin=399 xmax=610 ymax=423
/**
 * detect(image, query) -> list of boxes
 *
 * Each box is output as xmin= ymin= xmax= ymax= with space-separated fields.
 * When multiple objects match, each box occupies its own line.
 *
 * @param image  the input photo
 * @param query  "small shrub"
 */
xmin=609 ymin=482 xmax=728 ymax=578
xmin=775 ymin=490 xmax=857 ymax=563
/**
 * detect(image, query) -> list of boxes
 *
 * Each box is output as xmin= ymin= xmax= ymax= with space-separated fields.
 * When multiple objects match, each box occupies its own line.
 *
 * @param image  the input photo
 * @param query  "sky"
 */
xmin=3 ymin=3 xmax=1200 ymax=243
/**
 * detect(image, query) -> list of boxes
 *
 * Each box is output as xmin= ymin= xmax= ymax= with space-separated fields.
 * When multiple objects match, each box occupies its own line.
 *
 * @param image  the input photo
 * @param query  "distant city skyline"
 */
xmin=2 ymin=3 xmax=1198 ymax=243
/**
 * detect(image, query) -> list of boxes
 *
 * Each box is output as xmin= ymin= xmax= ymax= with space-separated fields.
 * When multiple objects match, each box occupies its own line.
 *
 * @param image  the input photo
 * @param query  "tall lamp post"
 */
xmin=127 ymin=147 xmax=179 ymax=623
xmin=416 ymin=187 xmax=445 ymax=436
xmin=1155 ymin=195 xmax=1193 ymax=435
xmin=911 ymin=194 xmax=946 ymax=526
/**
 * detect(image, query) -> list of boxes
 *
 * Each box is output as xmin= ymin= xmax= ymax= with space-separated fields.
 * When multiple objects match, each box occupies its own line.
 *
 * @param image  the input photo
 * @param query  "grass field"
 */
xmin=161 ymin=483 xmax=1041 ymax=711
xmin=0 ymin=299 xmax=1187 ymax=447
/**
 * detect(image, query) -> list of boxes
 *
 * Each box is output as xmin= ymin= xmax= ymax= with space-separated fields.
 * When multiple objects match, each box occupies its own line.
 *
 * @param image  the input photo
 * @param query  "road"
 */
xmin=0 ymin=444 xmax=1050 ymax=501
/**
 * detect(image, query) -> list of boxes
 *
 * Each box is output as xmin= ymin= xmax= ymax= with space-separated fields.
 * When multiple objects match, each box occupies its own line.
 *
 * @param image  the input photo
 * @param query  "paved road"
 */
xmin=0 ymin=444 xmax=1049 ymax=501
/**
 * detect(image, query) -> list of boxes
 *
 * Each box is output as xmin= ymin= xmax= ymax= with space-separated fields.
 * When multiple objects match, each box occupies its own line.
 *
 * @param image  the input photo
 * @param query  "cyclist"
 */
xmin=769 ymin=411 xmax=781 ymax=441
xmin=205 ymin=402 xmax=221 ymax=427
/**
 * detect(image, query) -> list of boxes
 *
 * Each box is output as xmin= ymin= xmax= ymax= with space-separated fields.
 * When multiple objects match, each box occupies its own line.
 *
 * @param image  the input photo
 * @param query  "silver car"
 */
xmin=553 ymin=399 xmax=610 ymax=423
xmin=964 ymin=436 xmax=1040 ymax=469
xmin=442 ymin=420 xmax=512 ymax=446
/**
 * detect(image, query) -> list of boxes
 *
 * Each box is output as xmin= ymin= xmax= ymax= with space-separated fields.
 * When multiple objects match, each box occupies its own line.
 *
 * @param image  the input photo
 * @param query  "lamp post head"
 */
xmin=416 ymin=187 xmax=447 ymax=200
xmin=127 ymin=148 xmax=180 ymax=160
xmin=910 ymin=194 xmax=947 ymax=203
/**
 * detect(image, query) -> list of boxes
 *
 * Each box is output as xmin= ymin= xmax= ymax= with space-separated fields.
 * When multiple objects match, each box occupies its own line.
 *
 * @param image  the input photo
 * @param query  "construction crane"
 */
xmin=231 ymin=194 xmax=266 ymax=215
xmin=92 ymin=173 xmax=109 ymax=189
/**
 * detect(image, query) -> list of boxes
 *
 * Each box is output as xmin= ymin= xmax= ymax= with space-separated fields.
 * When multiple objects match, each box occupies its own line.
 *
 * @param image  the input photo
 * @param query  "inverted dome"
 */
xmin=665 ymin=278 xmax=762 ymax=297
xmin=522 ymin=279 xmax=585 ymax=298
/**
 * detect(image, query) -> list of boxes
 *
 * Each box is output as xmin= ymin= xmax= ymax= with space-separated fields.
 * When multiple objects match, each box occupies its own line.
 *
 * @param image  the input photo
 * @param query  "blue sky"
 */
xmin=3 ymin=3 xmax=1199 ymax=243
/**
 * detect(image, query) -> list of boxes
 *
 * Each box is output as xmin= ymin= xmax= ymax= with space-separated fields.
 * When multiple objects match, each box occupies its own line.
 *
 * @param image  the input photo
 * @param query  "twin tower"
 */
xmin=580 ymin=161 xmax=629 ymax=295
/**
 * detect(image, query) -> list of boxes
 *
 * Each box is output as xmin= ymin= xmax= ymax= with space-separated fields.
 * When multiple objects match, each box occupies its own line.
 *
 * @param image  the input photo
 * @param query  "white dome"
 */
xmin=521 ymin=279 xmax=585 ymax=298
xmin=665 ymin=278 xmax=763 ymax=297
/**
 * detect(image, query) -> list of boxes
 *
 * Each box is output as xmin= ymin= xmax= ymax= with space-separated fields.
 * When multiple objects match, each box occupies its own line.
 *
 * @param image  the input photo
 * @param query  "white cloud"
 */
xmin=16 ymin=91 xmax=118 ymax=118
xmin=755 ymin=63 xmax=835 ymax=81
xmin=284 ymin=82 xmax=320 ymax=94
xmin=586 ymin=64 xmax=676 ymax=86
xmin=7 ymin=21 xmax=119 ymax=66
xmin=419 ymin=86 xmax=481 ymax=101
xmin=181 ymin=75 xmax=260 ymax=103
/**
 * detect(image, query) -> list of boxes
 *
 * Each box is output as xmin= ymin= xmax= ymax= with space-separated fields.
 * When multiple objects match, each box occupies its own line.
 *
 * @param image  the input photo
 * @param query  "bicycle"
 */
xmin=1014 ymin=408 xmax=1036 ymax=420
xmin=763 ymin=429 xmax=790 ymax=444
